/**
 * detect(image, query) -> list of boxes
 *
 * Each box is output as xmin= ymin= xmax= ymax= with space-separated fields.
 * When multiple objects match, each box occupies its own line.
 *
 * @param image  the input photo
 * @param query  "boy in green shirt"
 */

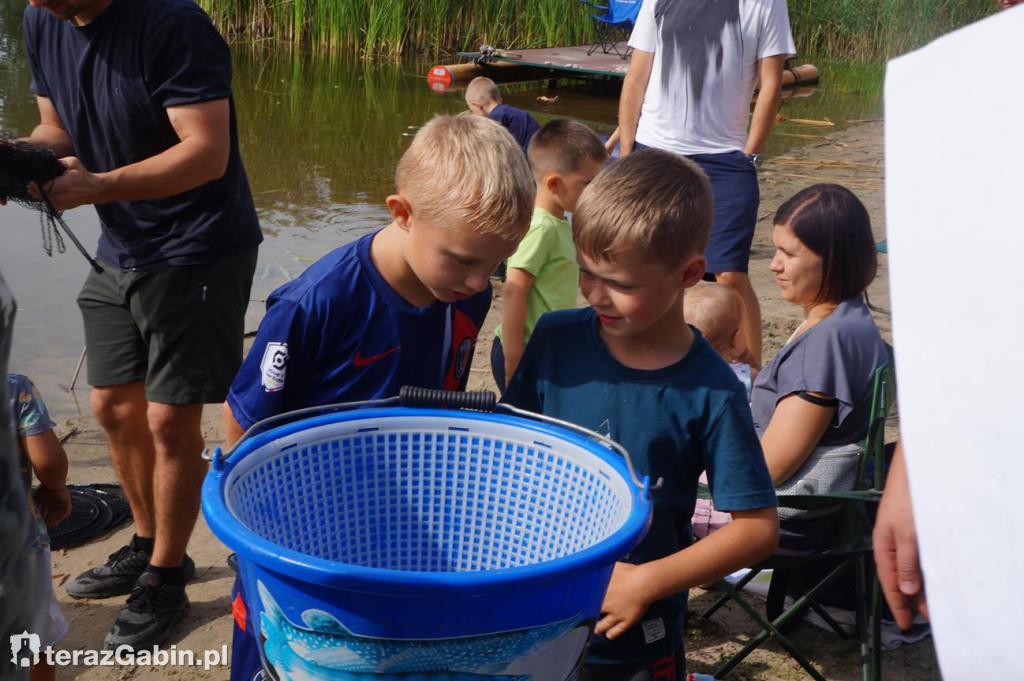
xmin=492 ymin=119 xmax=607 ymax=388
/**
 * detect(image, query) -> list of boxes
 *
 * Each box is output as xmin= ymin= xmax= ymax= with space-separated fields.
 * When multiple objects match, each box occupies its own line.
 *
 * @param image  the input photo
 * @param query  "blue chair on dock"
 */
xmin=581 ymin=0 xmax=642 ymax=58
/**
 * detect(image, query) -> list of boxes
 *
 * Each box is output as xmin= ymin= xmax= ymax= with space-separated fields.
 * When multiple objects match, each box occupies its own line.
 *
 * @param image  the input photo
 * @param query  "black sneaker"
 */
xmin=67 ymin=545 xmax=196 ymax=599
xmin=104 ymin=572 xmax=190 ymax=650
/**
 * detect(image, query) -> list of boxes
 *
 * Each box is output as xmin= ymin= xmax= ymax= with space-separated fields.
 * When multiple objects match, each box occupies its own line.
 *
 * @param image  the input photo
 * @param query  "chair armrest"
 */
xmin=776 ymin=490 xmax=881 ymax=511
xmin=698 ymin=484 xmax=880 ymax=510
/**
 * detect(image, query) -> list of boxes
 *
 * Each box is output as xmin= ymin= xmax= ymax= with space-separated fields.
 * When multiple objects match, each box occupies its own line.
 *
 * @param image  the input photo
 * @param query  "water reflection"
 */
xmin=1 ymin=0 xmax=882 ymax=421
xmin=234 ymin=48 xmax=463 ymax=217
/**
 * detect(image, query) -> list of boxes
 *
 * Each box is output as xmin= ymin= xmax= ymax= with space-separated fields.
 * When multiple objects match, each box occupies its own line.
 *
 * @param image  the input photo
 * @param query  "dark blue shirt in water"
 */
xmin=23 ymin=0 xmax=262 ymax=270
xmin=488 ymin=103 xmax=540 ymax=156
xmin=503 ymin=308 xmax=777 ymax=666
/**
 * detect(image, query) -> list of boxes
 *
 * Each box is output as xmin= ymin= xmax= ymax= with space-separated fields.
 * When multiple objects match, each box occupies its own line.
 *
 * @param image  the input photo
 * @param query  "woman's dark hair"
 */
xmin=774 ymin=184 xmax=878 ymax=305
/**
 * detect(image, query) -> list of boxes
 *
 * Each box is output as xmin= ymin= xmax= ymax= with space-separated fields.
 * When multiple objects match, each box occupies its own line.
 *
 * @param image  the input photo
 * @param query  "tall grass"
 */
xmin=201 ymin=0 xmax=596 ymax=58
xmin=790 ymin=0 xmax=997 ymax=62
xmin=200 ymin=0 xmax=997 ymax=61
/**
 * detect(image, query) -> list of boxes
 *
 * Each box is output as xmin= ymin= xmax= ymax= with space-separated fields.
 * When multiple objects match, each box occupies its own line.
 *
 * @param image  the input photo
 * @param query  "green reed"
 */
xmin=201 ymin=0 xmax=999 ymax=62
xmin=789 ymin=0 xmax=998 ymax=62
xmin=201 ymin=0 xmax=595 ymax=57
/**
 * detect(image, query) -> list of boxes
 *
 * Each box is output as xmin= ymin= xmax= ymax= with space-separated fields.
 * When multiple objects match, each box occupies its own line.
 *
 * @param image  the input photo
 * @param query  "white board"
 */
xmin=885 ymin=7 xmax=1024 ymax=678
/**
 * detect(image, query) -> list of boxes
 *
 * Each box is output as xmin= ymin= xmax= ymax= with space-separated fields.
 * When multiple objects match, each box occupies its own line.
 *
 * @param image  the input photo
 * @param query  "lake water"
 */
xmin=0 ymin=2 xmax=882 ymax=420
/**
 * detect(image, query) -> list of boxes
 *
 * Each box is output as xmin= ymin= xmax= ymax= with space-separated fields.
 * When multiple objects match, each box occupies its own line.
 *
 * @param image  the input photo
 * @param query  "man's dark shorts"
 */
xmin=688 ymin=150 xmax=759 ymax=275
xmin=77 ymin=247 xmax=258 ymax=404
xmin=635 ymin=144 xmax=759 ymax=275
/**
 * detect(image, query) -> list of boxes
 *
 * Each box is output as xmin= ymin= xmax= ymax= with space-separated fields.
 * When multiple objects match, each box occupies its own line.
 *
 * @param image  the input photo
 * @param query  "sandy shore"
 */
xmin=49 ymin=120 xmax=935 ymax=680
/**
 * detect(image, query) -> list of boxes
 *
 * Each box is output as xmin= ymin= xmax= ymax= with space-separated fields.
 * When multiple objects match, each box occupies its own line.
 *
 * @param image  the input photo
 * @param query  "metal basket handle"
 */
xmin=206 ymin=387 xmax=662 ymax=494
xmin=203 ymin=396 xmax=400 ymax=469
xmin=497 ymin=402 xmax=661 ymax=494
xmin=399 ymin=388 xmax=660 ymax=494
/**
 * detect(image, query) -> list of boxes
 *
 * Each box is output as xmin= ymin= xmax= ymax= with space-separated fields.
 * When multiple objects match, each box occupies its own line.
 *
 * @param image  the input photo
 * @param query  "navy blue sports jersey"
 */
xmin=227 ymin=232 xmax=491 ymax=430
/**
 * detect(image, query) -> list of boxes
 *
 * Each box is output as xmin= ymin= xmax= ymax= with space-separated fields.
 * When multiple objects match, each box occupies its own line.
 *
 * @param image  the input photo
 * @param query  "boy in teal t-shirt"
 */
xmin=503 ymin=150 xmax=778 ymax=678
xmin=492 ymin=119 xmax=608 ymax=388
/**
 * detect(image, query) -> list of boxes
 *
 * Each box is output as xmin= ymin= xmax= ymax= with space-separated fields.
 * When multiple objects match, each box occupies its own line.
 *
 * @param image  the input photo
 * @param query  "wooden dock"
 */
xmin=428 ymin=45 xmax=818 ymax=92
xmin=459 ymin=45 xmax=632 ymax=78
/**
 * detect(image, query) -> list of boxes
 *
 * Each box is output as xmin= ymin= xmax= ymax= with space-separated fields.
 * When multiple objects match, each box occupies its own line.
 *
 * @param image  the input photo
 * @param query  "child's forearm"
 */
xmin=222 ymin=402 xmax=246 ymax=449
xmin=598 ymin=507 xmax=777 ymax=639
xmin=646 ymin=508 xmax=777 ymax=598
xmin=501 ymin=269 xmax=534 ymax=373
xmin=23 ymin=431 xmax=69 ymax=490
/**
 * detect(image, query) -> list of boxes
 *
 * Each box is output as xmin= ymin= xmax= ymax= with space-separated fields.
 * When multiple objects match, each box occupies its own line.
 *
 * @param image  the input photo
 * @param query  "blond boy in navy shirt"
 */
xmin=223 ymin=113 xmax=535 ymax=680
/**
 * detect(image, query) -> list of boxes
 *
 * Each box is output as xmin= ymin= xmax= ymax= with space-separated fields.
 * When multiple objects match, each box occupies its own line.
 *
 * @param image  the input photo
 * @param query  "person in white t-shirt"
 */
xmin=616 ymin=0 xmax=795 ymax=370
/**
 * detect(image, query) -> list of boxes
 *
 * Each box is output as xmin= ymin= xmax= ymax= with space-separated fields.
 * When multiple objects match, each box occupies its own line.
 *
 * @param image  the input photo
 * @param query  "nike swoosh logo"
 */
xmin=353 ymin=346 xmax=401 ymax=367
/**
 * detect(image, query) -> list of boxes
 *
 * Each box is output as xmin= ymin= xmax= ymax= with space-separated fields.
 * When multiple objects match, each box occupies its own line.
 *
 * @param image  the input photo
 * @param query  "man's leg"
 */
xmin=91 ymin=382 xmax=156 ymax=538
xmin=148 ymin=402 xmax=205 ymax=568
xmin=715 ymin=271 xmax=762 ymax=370
xmin=102 ymin=246 xmax=256 ymax=648
xmin=690 ymin=151 xmax=762 ymax=368
xmin=68 ymin=270 xmax=164 ymax=600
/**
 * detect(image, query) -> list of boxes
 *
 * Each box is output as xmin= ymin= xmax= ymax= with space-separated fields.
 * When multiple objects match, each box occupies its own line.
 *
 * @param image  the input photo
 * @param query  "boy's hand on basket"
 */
xmin=596 ymin=562 xmax=656 ymax=639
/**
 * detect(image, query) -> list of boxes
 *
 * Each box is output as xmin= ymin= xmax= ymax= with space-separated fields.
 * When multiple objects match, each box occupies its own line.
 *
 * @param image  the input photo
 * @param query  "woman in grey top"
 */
xmin=693 ymin=184 xmax=889 ymax=552
xmin=753 ymin=183 xmax=889 ymax=551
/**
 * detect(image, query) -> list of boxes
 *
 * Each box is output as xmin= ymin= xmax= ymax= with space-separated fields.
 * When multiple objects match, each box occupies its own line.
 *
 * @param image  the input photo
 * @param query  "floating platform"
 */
xmin=427 ymin=45 xmax=818 ymax=92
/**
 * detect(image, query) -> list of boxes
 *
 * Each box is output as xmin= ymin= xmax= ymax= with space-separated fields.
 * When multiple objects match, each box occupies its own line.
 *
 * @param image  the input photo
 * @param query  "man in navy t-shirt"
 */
xmin=17 ymin=0 xmax=262 ymax=650
xmin=465 ymin=76 xmax=540 ymax=157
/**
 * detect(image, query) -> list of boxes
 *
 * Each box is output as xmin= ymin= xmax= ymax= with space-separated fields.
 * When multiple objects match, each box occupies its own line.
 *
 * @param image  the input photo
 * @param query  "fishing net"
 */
xmin=47 ymin=484 xmax=133 ymax=550
xmin=0 ymin=139 xmax=102 ymax=272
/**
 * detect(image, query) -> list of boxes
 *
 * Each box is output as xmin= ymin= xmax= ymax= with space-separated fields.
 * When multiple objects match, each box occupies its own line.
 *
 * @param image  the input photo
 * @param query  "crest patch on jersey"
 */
xmin=454 ymin=337 xmax=473 ymax=379
xmin=260 ymin=342 xmax=289 ymax=392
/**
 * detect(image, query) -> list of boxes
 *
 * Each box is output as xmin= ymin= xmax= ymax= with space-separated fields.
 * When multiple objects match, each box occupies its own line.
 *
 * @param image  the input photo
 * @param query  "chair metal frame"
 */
xmin=580 ymin=0 xmax=642 ymax=58
xmin=698 ymin=363 xmax=896 ymax=680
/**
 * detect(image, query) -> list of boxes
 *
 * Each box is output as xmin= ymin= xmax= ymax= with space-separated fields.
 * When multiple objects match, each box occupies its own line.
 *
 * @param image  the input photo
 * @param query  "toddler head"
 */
xmin=685 ymin=282 xmax=747 ymax=362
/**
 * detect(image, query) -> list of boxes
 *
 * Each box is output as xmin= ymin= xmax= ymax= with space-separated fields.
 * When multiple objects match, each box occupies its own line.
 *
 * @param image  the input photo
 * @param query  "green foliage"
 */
xmin=200 ymin=0 xmax=596 ymax=58
xmin=788 ymin=0 xmax=998 ymax=62
xmin=200 ymin=0 xmax=998 ymax=60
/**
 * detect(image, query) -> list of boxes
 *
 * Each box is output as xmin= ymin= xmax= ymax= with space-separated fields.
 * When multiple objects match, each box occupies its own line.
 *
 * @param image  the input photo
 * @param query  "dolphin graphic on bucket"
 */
xmin=258 ymin=581 xmax=589 ymax=679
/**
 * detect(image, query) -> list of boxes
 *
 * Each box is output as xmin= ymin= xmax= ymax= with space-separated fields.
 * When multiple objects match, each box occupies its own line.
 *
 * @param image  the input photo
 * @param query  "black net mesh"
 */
xmin=1 ymin=139 xmax=102 ymax=271
xmin=0 ymin=139 xmax=65 ymax=205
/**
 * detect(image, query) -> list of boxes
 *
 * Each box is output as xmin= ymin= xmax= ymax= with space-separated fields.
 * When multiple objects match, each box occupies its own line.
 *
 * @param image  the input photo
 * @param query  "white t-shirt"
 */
xmin=629 ymin=0 xmax=795 ymax=155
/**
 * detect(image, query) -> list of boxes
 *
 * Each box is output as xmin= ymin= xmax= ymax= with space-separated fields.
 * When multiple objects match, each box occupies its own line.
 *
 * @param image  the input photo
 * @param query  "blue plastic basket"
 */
xmin=203 ymin=396 xmax=652 ymax=680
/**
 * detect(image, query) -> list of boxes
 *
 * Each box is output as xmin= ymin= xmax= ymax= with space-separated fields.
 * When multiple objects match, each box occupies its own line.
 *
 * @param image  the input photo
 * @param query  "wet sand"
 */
xmin=49 ymin=120 xmax=935 ymax=680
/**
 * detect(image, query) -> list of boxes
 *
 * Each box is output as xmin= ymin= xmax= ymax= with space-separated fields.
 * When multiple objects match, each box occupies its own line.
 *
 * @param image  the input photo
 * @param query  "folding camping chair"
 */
xmin=580 ymin=0 xmax=642 ymax=58
xmin=697 ymin=363 xmax=896 ymax=681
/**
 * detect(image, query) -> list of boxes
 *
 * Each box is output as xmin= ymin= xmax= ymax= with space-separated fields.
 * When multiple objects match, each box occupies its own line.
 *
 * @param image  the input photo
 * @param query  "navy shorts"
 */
xmin=635 ymin=144 xmax=759 ymax=274
xmin=689 ymin=150 xmax=759 ymax=274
